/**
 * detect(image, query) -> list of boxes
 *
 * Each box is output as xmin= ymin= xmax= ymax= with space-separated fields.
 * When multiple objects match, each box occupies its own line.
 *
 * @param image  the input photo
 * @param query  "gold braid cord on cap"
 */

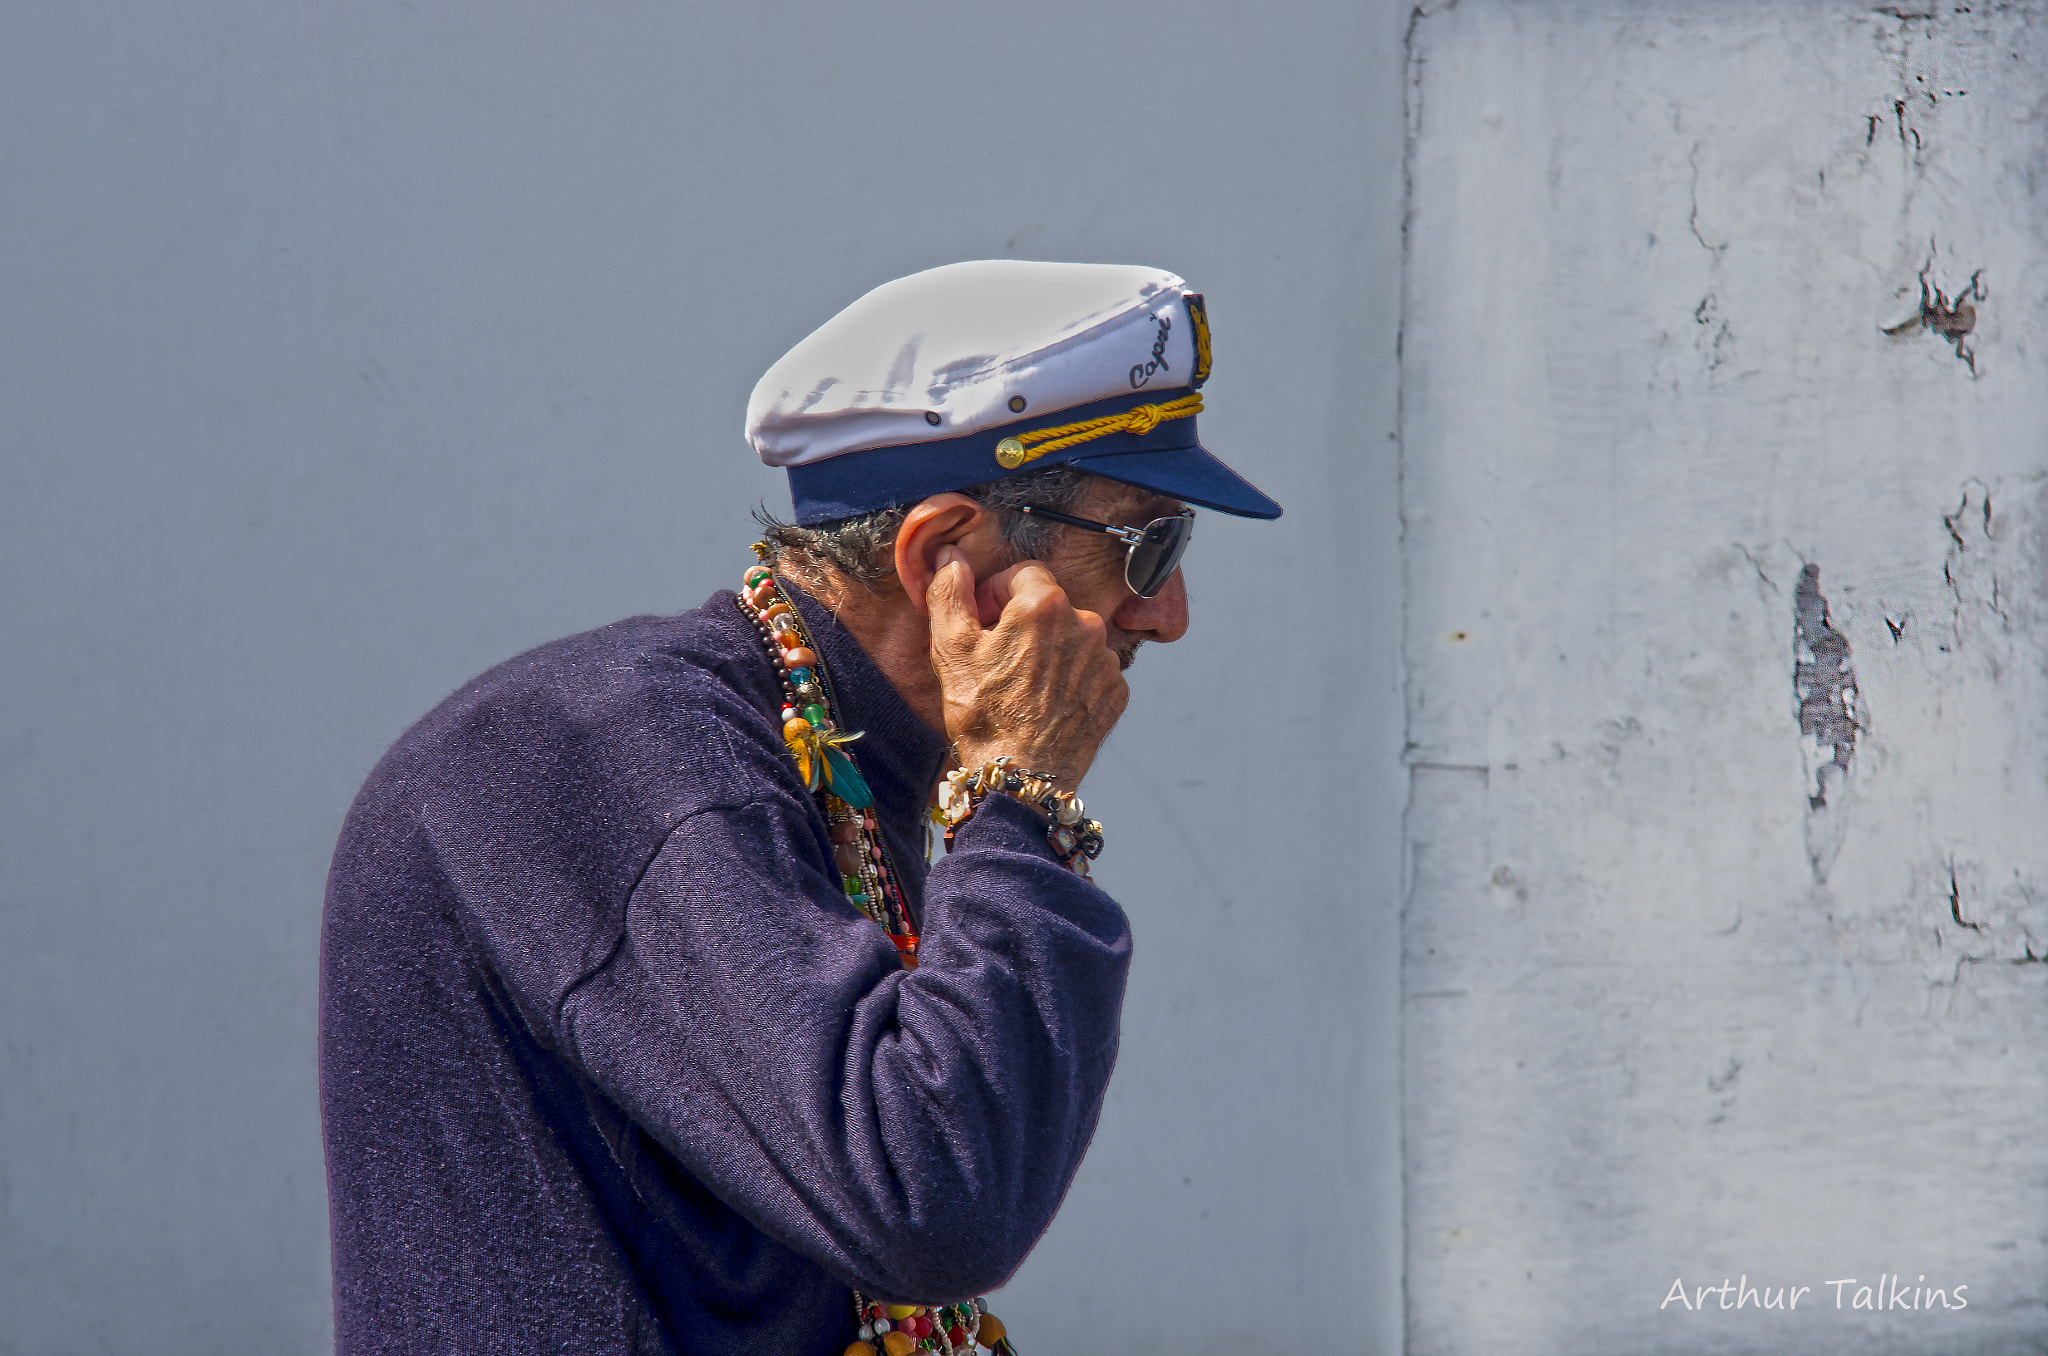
xmin=994 ymin=394 xmax=1202 ymax=469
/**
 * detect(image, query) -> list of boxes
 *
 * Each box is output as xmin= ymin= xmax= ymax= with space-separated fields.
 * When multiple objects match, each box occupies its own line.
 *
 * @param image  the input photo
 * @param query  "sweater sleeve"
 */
xmin=558 ymin=783 xmax=1131 ymax=1304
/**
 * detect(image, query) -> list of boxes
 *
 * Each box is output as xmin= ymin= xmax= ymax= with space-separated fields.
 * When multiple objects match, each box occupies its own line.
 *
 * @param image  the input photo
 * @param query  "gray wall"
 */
xmin=1403 ymin=3 xmax=2048 ymax=1353
xmin=0 ymin=4 xmax=1407 ymax=1352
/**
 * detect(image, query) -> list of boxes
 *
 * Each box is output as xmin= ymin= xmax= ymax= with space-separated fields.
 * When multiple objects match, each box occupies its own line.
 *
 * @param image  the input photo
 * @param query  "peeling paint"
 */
xmin=1885 ymin=262 xmax=1987 ymax=373
xmin=1403 ymin=4 xmax=2048 ymax=1348
xmin=1795 ymin=564 xmax=1860 ymax=880
xmin=1693 ymin=293 xmax=1733 ymax=372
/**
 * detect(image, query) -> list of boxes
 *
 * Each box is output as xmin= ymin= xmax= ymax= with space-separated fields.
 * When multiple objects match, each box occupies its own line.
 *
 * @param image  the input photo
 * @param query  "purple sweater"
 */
xmin=319 ymin=585 xmax=1131 ymax=1354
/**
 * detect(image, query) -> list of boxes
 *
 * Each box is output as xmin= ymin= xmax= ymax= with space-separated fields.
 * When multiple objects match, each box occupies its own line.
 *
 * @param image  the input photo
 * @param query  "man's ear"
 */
xmin=895 ymin=493 xmax=1002 ymax=619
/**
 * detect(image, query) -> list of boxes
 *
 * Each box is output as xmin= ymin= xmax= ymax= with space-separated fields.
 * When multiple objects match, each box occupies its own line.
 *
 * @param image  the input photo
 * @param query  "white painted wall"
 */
xmin=1403 ymin=2 xmax=2048 ymax=1353
xmin=0 ymin=3 xmax=1407 ymax=1353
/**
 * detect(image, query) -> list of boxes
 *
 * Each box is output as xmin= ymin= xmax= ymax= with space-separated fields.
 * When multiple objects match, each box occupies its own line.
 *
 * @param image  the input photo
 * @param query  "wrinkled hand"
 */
xmin=926 ymin=546 xmax=1128 ymax=788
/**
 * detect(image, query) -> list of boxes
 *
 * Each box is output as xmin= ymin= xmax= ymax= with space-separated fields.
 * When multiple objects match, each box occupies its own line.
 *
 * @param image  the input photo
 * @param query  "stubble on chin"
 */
xmin=1115 ymin=638 xmax=1144 ymax=672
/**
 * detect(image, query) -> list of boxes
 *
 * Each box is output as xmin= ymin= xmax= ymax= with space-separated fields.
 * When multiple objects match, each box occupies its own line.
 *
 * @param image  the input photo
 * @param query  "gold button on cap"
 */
xmin=995 ymin=438 xmax=1028 ymax=469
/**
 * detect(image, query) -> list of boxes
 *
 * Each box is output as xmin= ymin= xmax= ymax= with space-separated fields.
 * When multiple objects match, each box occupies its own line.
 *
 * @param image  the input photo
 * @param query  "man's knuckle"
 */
xmin=1020 ymin=600 xmax=1063 ymax=630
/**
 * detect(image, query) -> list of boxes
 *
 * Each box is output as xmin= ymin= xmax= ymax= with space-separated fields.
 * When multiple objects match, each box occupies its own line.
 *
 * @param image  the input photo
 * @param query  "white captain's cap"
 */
xmin=747 ymin=260 xmax=1282 ymax=525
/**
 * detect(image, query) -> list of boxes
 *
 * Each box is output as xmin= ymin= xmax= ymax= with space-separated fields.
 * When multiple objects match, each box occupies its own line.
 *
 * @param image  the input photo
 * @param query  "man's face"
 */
xmin=1030 ymin=478 xmax=1192 ymax=670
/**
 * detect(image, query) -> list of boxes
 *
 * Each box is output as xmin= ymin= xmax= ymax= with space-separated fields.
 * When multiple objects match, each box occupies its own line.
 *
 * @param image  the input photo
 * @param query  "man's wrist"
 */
xmin=951 ymin=740 xmax=1060 ymax=777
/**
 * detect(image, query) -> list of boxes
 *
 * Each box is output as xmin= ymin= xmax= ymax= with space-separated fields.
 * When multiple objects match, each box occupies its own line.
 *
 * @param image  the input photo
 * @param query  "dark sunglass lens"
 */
xmin=1127 ymin=515 xmax=1193 ymax=598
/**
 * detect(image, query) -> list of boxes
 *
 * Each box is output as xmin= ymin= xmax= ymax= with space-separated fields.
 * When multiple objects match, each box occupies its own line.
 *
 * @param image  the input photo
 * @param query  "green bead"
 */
xmin=802 ymin=703 xmax=827 ymax=726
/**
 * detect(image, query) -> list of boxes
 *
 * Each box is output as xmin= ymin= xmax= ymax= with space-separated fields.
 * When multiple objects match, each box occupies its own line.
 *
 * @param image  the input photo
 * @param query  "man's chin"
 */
xmin=1116 ymin=639 xmax=1144 ymax=672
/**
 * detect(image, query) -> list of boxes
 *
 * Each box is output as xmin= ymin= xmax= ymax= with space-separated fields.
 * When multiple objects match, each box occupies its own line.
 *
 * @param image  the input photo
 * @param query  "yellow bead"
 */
xmin=881 ymin=1332 xmax=917 ymax=1356
xmin=975 ymin=1314 xmax=1006 ymax=1346
xmin=843 ymin=1345 xmax=877 ymax=1356
xmin=885 ymin=1304 xmax=917 ymax=1320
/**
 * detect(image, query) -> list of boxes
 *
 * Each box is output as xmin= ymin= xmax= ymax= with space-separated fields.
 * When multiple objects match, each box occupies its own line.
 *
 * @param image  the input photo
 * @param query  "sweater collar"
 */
xmin=779 ymin=580 xmax=949 ymax=828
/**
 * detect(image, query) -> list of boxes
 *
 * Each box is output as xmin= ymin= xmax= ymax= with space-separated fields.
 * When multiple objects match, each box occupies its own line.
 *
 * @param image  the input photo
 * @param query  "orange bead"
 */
xmin=843 ymin=1345 xmax=877 ymax=1356
xmin=881 ymin=1331 xmax=917 ymax=1356
xmin=784 ymin=717 xmax=813 ymax=741
xmin=975 ymin=1314 xmax=1005 ymax=1346
xmin=783 ymin=646 xmax=818 ymax=670
xmin=760 ymin=602 xmax=792 ymax=622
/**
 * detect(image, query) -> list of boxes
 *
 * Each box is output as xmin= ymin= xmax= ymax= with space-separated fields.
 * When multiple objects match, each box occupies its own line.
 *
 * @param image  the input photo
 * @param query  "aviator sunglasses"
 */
xmin=1017 ymin=504 xmax=1196 ymax=599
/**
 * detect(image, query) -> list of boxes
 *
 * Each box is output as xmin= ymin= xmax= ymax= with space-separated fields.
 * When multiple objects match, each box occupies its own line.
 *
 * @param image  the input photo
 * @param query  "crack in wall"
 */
xmin=1734 ymin=542 xmax=1779 ymax=593
xmin=1686 ymin=143 xmax=1728 ymax=257
xmin=1794 ymin=564 xmax=1860 ymax=882
xmin=1941 ymin=478 xmax=2013 ymax=648
xmin=1948 ymin=856 xmax=1982 ymax=931
xmin=1931 ymin=856 xmax=2048 ymax=999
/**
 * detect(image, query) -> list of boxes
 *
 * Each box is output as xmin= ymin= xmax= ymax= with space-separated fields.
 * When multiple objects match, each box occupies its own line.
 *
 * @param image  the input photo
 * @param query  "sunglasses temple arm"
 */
xmin=1018 ymin=505 xmax=1095 ymax=530
xmin=1018 ymin=505 xmax=1145 ymax=545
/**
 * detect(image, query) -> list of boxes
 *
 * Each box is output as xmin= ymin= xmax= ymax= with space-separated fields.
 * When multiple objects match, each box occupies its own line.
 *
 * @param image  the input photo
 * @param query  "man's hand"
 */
xmin=926 ymin=546 xmax=1129 ymax=788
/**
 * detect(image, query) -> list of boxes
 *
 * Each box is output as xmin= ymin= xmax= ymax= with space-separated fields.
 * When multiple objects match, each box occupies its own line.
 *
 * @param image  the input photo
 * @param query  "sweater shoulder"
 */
xmin=341 ymin=594 xmax=798 ymax=863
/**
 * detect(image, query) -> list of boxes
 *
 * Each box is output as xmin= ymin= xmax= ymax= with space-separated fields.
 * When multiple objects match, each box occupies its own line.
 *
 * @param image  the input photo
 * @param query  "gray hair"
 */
xmin=751 ymin=465 xmax=1092 ymax=588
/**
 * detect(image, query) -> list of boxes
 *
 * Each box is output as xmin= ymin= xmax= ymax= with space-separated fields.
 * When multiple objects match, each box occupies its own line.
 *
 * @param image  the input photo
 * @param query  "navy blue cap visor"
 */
xmin=1066 ymin=442 xmax=1282 ymax=520
xmin=785 ymin=385 xmax=1283 ymax=524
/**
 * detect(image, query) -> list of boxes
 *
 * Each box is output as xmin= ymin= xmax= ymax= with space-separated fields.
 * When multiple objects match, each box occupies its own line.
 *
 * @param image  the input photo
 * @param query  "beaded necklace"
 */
xmin=734 ymin=549 xmax=1018 ymax=1356
xmin=737 ymin=552 xmax=920 ymax=965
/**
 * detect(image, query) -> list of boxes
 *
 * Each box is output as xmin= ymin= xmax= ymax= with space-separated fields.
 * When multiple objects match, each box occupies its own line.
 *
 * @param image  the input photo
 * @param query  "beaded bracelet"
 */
xmin=937 ymin=756 xmax=1105 ymax=877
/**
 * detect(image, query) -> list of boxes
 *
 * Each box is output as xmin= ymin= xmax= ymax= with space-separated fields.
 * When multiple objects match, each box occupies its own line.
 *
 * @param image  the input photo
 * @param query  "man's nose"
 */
xmin=1113 ymin=567 xmax=1189 ymax=643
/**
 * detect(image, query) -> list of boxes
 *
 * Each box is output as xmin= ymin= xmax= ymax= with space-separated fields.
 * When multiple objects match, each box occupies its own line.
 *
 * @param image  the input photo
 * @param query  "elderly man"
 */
xmin=319 ymin=261 xmax=1282 ymax=1355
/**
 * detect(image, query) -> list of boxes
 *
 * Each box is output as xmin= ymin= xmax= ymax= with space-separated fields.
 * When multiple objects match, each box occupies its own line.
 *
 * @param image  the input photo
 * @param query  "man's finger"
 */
xmin=925 ymin=545 xmax=982 ymax=638
xmin=997 ymin=561 xmax=1062 ymax=610
xmin=973 ymin=559 xmax=1048 ymax=626
xmin=991 ymin=561 xmax=1073 ymax=633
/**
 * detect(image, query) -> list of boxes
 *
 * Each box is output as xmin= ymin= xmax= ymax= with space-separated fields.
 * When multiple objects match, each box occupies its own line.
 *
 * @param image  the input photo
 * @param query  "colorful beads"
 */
xmin=851 ymin=1295 xmax=996 ymax=1355
xmin=739 ymin=555 xmax=915 ymax=971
